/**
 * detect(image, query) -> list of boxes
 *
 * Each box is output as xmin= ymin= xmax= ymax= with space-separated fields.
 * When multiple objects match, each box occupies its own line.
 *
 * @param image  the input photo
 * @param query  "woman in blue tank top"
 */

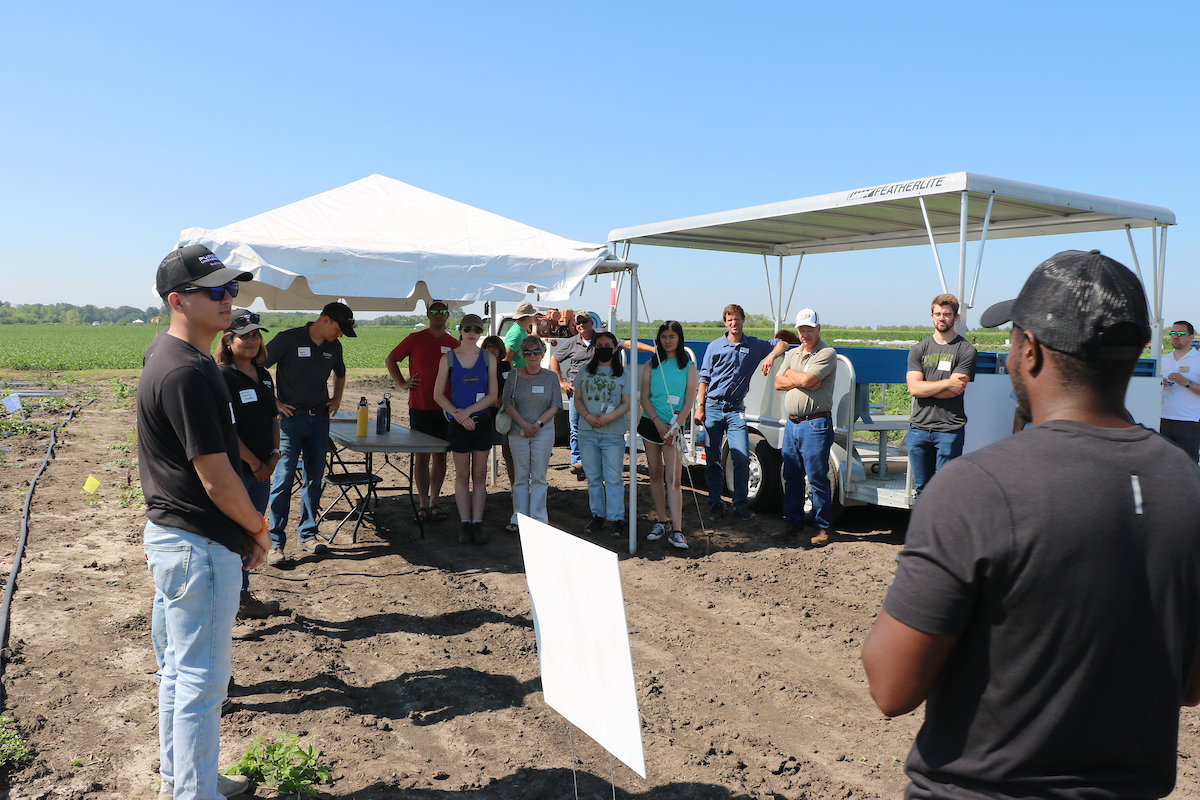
xmin=434 ymin=314 xmax=497 ymax=546
xmin=637 ymin=320 xmax=698 ymax=550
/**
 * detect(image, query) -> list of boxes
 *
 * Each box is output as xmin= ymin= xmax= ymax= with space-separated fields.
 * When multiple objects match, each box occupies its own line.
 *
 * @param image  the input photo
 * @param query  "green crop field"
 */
xmin=0 ymin=324 xmax=421 ymax=372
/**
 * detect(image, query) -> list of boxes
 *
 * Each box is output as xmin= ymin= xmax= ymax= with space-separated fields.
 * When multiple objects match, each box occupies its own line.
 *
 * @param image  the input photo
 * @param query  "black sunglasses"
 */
xmin=178 ymin=282 xmax=239 ymax=301
xmin=522 ymin=349 xmax=542 ymax=357
xmin=429 ymin=308 xmax=450 ymax=316
xmin=1169 ymin=331 xmax=1193 ymax=337
xmin=232 ymin=312 xmax=260 ymax=327
xmin=461 ymin=326 xmax=484 ymax=334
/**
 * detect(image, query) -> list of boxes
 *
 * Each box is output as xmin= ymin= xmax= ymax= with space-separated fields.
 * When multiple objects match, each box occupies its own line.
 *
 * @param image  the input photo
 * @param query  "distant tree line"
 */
xmin=0 ymin=302 xmax=465 ymax=327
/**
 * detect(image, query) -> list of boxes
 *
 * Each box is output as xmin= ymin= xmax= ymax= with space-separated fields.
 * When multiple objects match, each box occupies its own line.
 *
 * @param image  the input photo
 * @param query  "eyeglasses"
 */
xmin=1170 ymin=331 xmax=1193 ymax=337
xmin=576 ymin=317 xmax=592 ymax=325
xmin=232 ymin=312 xmax=260 ymax=328
xmin=522 ymin=350 xmax=542 ymax=357
xmin=177 ymin=282 xmax=238 ymax=301
xmin=461 ymin=326 xmax=483 ymax=334
xmin=428 ymin=308 xmax=450 ymax=316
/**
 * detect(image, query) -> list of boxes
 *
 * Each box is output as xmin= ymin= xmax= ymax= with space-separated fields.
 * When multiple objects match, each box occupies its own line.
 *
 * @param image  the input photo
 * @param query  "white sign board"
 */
xmin=518 ymin=514 xmax=645 ymax=777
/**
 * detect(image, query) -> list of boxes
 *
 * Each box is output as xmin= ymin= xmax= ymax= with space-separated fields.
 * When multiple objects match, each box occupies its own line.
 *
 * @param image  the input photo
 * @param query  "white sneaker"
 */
xmin=647 ymin=522 xmax=668 ymax=541
xmin=668 ymin=531 xmax=689 ymax=550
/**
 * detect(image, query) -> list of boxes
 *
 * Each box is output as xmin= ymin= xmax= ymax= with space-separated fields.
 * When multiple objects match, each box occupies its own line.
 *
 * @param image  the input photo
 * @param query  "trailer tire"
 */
xmin=725 ymin=431 xmax=783 ymax=511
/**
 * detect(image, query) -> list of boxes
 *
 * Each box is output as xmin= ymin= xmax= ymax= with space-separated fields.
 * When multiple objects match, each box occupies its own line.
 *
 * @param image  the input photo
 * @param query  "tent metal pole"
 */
xmin=782 ymin=254 xmax=803 ymax=327
xmin=762 ymin=255 xmax=777 ymax=332
xmin=919 ymin=196 xmax=949 ymax=295
xmin=967 ymin=195 xmax=993 ymax=313
xmin=777 ymin=255 xmax=784 ymax=331
xmin=628 ymin=264 xmax=639 ymax=554
xmin=956 ymin=190 xmax=968 ymax=336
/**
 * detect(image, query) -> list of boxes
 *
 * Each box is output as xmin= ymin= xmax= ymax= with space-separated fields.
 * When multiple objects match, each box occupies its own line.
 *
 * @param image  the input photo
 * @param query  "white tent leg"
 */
xmin=627 ymin=265 xmax=639 ymax=554
xmin=967 ymin=195 xmax=994 ymax=316
xmin=956 ymin=190 xmax=968 ymax=335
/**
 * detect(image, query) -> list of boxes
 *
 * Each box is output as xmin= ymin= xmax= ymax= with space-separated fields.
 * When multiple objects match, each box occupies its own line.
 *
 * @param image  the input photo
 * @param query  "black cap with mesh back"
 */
xmin=979 ymin=250 xmax=1151 ymax=360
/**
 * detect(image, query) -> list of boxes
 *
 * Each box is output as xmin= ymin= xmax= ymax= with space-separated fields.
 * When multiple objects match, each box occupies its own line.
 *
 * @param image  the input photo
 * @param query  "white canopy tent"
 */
xmin=178 ymin=174 xmax=628 ymax=311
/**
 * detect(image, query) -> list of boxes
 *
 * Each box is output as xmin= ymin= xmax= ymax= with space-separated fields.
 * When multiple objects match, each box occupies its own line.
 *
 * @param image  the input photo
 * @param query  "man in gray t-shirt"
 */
xmin=864 ymin=250 xmax=1200 ymax=800
xmin=905 ymin=294 xmax=977 ymax=498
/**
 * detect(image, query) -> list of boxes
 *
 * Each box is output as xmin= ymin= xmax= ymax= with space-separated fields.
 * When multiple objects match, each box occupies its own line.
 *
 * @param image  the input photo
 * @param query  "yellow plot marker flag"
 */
xmin=83 ymin=475 xmax=100 ymax=494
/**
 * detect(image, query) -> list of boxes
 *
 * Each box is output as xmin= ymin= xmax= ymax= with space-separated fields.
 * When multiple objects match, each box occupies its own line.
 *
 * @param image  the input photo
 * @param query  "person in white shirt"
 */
xmin=1160 ymin=320 xmax=1200 ymax=462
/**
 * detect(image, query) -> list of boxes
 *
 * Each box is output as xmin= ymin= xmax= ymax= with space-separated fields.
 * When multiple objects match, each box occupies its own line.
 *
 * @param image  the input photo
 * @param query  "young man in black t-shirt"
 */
xmin=864 ymin=250 xmax=1200 ymax=799
xmin=138 ymin=244 xmax=269 ymax=799
xmin=905 ymin=293 xmax=977 ymax=498
xmin=262 ymin=302 xmax=353 ymax=564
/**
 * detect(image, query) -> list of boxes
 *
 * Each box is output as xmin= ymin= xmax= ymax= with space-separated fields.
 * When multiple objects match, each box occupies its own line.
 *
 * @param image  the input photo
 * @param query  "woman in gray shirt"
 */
xmin=501 ymin=335 xmax=563 ymax=532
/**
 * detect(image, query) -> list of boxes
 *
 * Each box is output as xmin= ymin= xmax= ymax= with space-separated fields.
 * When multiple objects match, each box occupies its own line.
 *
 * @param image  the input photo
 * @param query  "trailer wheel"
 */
xmin=724 ymin=431 xmax=783 ymax=511
xmin=802 ymin=457 xmax=844 ymax=524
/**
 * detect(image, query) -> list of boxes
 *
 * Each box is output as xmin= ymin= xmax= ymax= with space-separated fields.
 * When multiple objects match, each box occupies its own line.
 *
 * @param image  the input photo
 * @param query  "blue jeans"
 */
xmin=782 ymin=415 xmax=835 ymax=531
xmin=269 ymin=414 xmax=329 ymax=547
xmin=703 ymin=400 xmax=750 ymax=511
xmin=144 ymin=521 xmax=241 ymax=800
xmin=579 ymin=428 xmax=625 ymax=521
xmin=241 ymin=473 xmax=270 ymax=592
xmin=907 ymin=427 xmax=966 ymax=498
xmin=567 ymin=398 xmax=582 ymax=466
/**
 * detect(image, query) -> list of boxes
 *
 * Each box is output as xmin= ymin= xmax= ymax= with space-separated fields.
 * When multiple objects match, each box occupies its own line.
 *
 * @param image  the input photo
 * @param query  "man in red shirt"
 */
xmin=385 ymin=300 xmax=459 ymax=521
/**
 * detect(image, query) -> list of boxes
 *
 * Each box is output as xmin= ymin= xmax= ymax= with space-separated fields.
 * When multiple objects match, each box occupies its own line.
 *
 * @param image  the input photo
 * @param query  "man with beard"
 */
xmin=862 ymin=249 xmax=1200 ymax=799
xmin=904 ymin=294 xmax=977 ymax=498
xmin=1159 ymin=320 xmax=1200 ymax=462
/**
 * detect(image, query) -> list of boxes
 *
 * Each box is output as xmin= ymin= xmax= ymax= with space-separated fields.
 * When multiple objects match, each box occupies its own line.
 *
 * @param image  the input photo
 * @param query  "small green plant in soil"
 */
xmin=0 ymin=717 xmax=32 ymax=776
xmin=118 ymin=485 xmax=144 ymax=509
xmin=226 ymin=734 xmax=332 ymax=797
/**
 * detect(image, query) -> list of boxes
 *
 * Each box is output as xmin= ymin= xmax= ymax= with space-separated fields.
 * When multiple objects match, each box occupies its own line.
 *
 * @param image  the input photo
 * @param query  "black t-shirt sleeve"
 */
xmin=883 ymin=459 xmax=1012 ymax=636
xmin=162 ymin=365 xmax=238 ymax=463
xmin=332 ymin=341 xmax=346 ymax=379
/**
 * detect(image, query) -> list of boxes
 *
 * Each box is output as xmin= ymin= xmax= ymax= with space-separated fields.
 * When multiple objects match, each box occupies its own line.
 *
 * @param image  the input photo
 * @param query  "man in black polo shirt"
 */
xmin=263 ymin=302 xmax=354 ymax=564
xmin=138 ymin=244 xmax=268 ymax=799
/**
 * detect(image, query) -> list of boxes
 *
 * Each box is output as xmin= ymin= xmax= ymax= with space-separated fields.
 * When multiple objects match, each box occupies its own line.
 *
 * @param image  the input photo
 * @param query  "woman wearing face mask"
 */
xmin=638 ymin=320 xmax=697 ymax=550
xmin=434 ymin=314 xmax=498 ymax=546
xmin=573 ymin=331 xmax=631 ymax=538
xmin=501 ymin=334 xmax=562 ymax=532
xmin=481 ymin=334 xmax=516 ymax=485
xmin=214 ymin=310 xmax=281 ymax=618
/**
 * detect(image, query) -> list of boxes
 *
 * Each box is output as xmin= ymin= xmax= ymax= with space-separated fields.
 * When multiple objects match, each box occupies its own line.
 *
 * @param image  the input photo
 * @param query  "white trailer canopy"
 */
xmin=178 ymin=174 xmax=623 ymax=312
xmin=608 ymin=172 xmax=1174 ymax=359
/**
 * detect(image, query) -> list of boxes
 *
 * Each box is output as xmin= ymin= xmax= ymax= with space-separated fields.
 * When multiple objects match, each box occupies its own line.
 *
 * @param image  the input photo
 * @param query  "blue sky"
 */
xmin=2 ymin=1 xmax=1196 ymax=329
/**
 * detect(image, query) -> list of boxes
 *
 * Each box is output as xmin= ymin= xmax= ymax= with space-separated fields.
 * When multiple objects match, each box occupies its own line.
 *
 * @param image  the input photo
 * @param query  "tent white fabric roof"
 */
xmin=178 ymin=174 xmax=615 ymax=311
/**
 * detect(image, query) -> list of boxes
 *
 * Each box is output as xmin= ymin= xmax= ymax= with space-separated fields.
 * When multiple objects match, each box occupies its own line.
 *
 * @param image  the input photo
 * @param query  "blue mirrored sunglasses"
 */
xmin=178 ymin=282 xmax=239 ymax=301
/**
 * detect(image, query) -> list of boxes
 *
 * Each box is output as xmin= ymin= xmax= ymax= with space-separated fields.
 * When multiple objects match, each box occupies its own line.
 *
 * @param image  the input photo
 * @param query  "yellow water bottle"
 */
xmin=356 ymin=396 xmax=368 ymax=437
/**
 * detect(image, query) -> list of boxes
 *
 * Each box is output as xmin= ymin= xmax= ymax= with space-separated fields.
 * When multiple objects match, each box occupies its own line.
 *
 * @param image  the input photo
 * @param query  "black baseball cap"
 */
xmin=157 ymin=245 xmax=251 ymax=297
xmin=321 ymin=301 xmax=357 ymax=337
xmin=980 ymin=249 xmax=1150 ymax=360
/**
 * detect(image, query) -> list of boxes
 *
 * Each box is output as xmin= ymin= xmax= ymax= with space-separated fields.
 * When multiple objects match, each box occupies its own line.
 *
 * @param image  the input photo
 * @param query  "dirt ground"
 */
xmin=2 ymin=376 xmax=1199 ymax=799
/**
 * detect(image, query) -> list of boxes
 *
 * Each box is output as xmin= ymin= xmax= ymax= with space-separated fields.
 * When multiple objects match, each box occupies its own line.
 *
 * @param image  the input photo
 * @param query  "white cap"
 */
xmin=795 ymin=308 xmax=820 ymax=328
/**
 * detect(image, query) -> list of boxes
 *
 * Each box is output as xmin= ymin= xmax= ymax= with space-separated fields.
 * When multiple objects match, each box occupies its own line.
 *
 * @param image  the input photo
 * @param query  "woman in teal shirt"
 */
xmin=637 ymin=321 xmax=697 ymax=550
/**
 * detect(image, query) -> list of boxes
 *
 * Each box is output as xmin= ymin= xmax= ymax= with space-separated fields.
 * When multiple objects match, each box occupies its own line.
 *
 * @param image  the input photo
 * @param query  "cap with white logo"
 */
xmin=795 ymin=308 xmax=820 ymax=328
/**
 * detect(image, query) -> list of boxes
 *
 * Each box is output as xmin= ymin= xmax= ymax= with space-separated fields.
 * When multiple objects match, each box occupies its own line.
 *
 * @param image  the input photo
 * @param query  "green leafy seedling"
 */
xmin=0 ymin=717 xmax=32 ymax=774
xmin=226 ymin=734 xmax=332 ymax=797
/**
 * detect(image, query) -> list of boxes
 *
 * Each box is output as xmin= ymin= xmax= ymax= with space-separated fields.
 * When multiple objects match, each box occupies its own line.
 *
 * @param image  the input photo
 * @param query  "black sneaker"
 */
xmin=583 ymin=515 xmax=605 ymax=534
xmin=736 ymin=506 xmax=756 ymax=521
xmin=473 ymin=521 xmax=488 ymax=545
xmin=706 ymin=505 xmax=726 ymax=523
xmin=611 ymin=519 xmax=627 ymax=538
xmin=459 ymin=522 xmax=473 ymax=545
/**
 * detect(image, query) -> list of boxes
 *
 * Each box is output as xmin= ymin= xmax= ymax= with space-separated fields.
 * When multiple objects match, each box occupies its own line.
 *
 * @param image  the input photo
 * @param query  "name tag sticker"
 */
xmin=668 ymin=394 xmax=680 ymax=406
xmin=297 ymin=347 xmax=311 ymax=358
xmin=239 ymin=389 xmax=257 ymax=404
xmin=600 ymin=404 xmax=613 ymax=414
xmin=476 ymin=392 xmax=485 ymax=402
xmin=441 ymin=346 xmax=452 ymax=354
xmin=1182 ymin=366 xmax=1191 ymax=373
xmin=532 ymin=385 xmax=545 ymax=394
xmin=937 ymin=359 xmax=952 ymax=372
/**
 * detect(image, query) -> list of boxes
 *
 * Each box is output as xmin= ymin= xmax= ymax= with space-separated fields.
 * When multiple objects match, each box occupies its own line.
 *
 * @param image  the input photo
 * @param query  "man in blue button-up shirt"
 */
xmin=695 ymin=304 xmax=788 ymax=522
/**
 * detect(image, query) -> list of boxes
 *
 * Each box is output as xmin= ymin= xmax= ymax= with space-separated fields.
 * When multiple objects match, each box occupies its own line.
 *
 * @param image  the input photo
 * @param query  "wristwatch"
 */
xmin=537 ymin=420 xmax=544 ymax=428
xmin=1187 ymin=380 xmax=1193 ymax=388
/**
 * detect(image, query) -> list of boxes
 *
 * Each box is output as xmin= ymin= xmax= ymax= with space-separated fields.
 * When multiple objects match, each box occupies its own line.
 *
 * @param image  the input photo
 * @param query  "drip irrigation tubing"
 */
xmin=0 ymin=406 xmax=79 ymax=701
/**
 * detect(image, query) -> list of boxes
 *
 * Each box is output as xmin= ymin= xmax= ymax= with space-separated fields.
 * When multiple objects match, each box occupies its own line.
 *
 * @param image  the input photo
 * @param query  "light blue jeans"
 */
xmin=567 ymin=397 xmax=582 ymax=466
xmin=906 ymin=426 xmax=966 ymax=498
xmin=703 ymin=400 xmax=750 ymax=511
xmin=579 ymin=428 xmax=625 ymax=521
xmin=269 ymin=414 xmax=329 ymax=547
xmin=144 ymin=521 xmax=241 ymax=800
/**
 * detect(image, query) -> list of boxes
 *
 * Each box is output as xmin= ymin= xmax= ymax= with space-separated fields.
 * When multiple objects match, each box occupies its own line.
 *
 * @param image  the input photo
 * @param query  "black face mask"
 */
xmin=595 ymin=347 xmax=615 ymax=362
